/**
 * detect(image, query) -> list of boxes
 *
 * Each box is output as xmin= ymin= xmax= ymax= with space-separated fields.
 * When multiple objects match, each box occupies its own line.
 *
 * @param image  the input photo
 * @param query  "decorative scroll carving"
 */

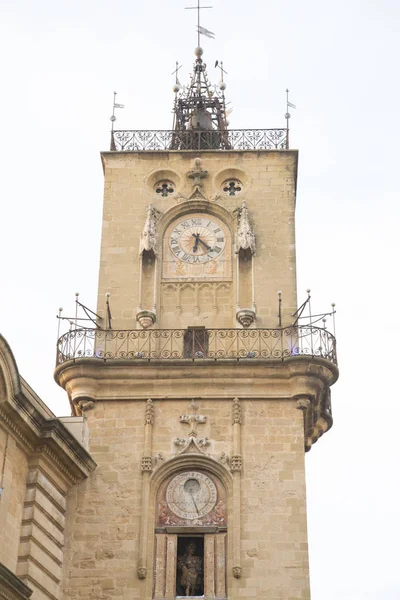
xmin=187 ymin=157 xmax=208 ymax=199
xmin=230 ymin=454 xmax=242 ymax=472
xmin=145 ymin=398 xmax=154 ymax=424
xmin=232 ymin=397 xmax=241 ymax=425
xmin=139 ymin=204 xmax=162 ymax=255
xmin=141 ymin=456 xmax=153 ymax=472
xmin=235 ymin=200 xmax=256 ymax=255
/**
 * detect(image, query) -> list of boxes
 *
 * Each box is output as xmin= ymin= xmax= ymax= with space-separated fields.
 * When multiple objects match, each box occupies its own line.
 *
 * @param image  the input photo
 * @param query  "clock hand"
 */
xmin=189 ymin=491 xmax=199 ymax=515
xmin=192 ymin=232 xmax=200 ymax=253
xmin=197 ymin=237 xmax=212 ymax=251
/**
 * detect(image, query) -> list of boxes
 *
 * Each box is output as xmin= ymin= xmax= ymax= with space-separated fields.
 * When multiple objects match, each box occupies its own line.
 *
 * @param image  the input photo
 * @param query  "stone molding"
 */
xmin=0 ymin=563 xmax=32 ymax=600
xmin=232 ymin=397 xmax=242 ymax=425
xmin=55 ymin=356 xmax=337 ymax=450
xmin=145 ymin=398 xmax=154 ymax=425
xmin=0 ymin=335 xmax=96 ymax=484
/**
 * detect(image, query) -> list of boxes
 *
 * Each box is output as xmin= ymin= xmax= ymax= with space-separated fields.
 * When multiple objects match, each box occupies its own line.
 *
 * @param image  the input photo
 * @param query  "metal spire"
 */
xmin=185 ymin=0 xmax=213 ymax=48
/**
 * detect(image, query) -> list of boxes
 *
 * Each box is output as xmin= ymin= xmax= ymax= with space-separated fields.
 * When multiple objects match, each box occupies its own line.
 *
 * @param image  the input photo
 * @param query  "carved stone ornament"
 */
xmin=180 ymin=413 xmax=207 ymax=438
xmin=174 ymin=400 xmax=211 ymax=455
xmin=232 ymin=397 xmax=242 ymax=425
xmin=154 ymin=452 xmax=164 ymax=465
xmin=144 ymin=398 xmax=154 ymax=425
xmin=77 ymin=399 xmax=95 ymax=412
xmin=139 ymin=204 xmax=162 ymax=255
xmin=236 ymin=307 xmax=256 ymax=328
xmin=230 ymin=454 xmax=242 ymax=472
xmin=235 ymin=200 xmax=256 ymax=255
xmin=141 ymin=456 xmax=153 ymax=472
xmin=219 ymin=451 xmax=230 ymax=465
xmin=296 ymin=397 xmax=311 ymax=410
xmin=232 ymin=566 xmax=242 ymax=579
xmin=136 ymin=309 xmax=156 ymax=329
xmin=187 ymin=157 xmax=208 ymax=199
xmin=137 ymin=567 xmax=147 ymax=580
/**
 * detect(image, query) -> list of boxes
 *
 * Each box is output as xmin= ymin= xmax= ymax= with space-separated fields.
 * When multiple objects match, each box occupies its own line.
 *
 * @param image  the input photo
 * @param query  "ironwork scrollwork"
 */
xmin=56 ymin=325 xmax=336 ymax=365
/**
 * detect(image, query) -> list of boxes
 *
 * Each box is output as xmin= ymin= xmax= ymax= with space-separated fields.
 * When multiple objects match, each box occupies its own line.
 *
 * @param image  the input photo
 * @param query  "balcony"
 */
xmin=110 ymin=128 xmax=289 ymax=152
xmin=56 ymin=326 xmax=336 ymax=366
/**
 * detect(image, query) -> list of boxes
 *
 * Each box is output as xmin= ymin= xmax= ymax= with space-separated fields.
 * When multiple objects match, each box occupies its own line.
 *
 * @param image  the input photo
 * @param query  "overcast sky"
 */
xmin=1 ymin=0 xmax=400 ymax=598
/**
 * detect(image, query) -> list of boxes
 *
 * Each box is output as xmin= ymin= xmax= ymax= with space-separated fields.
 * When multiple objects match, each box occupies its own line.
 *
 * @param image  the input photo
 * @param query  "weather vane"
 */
xmin=110 ymin=91 xmax=125 ymax=133
xmin=185 ymin=0 xmax=214 ymax=47
xmin=285 ymin=89 xmax=296 ymax=145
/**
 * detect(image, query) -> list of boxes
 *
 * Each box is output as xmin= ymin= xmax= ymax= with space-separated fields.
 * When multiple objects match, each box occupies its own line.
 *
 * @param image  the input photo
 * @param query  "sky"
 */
xmin=1 ymin=0 xmax=400 ymax=598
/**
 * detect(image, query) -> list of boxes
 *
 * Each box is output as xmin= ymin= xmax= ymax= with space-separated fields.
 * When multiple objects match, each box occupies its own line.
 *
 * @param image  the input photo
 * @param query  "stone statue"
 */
xmin=177 ymin=541 xmax=202 ymax=596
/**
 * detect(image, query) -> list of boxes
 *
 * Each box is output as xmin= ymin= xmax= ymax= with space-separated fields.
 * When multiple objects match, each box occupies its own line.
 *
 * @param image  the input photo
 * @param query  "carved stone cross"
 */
xmin=179 ymin=399 xmax=206 ymax=438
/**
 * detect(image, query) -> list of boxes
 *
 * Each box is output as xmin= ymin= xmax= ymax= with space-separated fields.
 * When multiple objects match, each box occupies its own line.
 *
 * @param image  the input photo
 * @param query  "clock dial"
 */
xmin=170 ymin=217 xmax=226 ymax=264
xmin=166 ymin=471 xmax=217 ymax=520
xmin=163 ymin=213 xmax=232 ymax=279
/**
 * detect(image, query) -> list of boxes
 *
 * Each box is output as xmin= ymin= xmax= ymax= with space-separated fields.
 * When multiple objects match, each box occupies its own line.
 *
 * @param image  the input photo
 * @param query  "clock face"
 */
xmin=170 ymin=217 xmax=226 ymax=264
xmin=166 ymin=471 xmax=217 ymax=520
xmin=163 ymin=213 xmax=231 ymax=279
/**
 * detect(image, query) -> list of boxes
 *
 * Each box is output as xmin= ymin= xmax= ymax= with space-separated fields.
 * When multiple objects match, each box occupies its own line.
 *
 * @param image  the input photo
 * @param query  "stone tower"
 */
xmin=55 ymin=44 xmax=338 ymax=600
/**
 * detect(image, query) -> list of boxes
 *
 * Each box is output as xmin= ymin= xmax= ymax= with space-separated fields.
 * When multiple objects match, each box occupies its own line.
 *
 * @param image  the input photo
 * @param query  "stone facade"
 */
xmin=0 ymin=336 xmax=96 ymax=600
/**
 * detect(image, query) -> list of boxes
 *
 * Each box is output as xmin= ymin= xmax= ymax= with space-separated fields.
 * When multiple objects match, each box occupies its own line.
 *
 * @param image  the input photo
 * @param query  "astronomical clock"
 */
xmin=156 ymin=470 xmax=226 ymax=528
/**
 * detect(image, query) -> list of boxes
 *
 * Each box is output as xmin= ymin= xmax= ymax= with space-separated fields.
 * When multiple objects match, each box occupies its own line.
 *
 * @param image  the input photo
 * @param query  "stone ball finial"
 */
xmin=194 ymin=157 xmax=202 ymax=167
xmin=194 ymin=47 xmax=204 ymax=57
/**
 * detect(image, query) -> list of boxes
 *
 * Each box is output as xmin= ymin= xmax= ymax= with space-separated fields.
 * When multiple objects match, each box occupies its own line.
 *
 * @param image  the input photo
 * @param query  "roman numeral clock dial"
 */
xmin=163 ymin=213 xmax=231 ymax=279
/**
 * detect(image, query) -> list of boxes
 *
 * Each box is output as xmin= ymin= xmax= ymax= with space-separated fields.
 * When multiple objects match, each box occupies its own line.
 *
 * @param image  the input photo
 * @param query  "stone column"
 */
xmin=137 ymin=399 xmax=154 ymax=580
xmin=215 ymin=533 xmax=227 ymax=599
xmin=165 ymin=534 xmax=177 ymax=600
xmin=204 ymin=534 xmax=215 ymax=599
xmin=153 ymin=533 xmax=167 ymax=600
xmin=231 ymin=397 xmax=242 ymax=579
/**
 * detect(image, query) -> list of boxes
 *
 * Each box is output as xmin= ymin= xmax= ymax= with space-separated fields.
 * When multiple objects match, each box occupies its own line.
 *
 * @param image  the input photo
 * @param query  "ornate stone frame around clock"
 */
xmin=157 ymin=200 xmax=236 ymax=326
xmin=142 ymin=454 xmax=236 ymax=600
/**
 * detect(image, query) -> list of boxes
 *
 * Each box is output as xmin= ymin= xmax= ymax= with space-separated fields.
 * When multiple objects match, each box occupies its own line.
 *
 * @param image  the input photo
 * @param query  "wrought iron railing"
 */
xmin=110 ymin=129 xmax=288 ymax=152
xmin=56 ymin=326 xmax=336 ymax=366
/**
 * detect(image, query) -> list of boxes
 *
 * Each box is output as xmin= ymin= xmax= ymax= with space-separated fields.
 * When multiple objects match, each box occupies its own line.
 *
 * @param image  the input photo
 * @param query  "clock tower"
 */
xmin=55 ymin=42 xmax=338 ymax=600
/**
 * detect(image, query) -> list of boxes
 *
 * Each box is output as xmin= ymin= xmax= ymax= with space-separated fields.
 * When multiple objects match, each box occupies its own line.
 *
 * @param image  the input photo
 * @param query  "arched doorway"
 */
xmin=153 ymin=468 xmax=227 ymax=599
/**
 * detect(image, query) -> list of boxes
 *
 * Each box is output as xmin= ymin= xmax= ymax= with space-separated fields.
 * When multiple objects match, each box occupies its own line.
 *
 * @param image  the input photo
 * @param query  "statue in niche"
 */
xmin=177 ymin=541 xmax=203 ymax=596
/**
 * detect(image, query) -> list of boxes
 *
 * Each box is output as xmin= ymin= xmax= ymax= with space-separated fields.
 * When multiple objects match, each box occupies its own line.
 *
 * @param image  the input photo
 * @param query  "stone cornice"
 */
xmin=55 ymin=356 xmax=338 ymax=450
xmin=0 ymin=563 xmax=32 ymax=600
xmin=0 ymin=335 xmax=96 ymax=483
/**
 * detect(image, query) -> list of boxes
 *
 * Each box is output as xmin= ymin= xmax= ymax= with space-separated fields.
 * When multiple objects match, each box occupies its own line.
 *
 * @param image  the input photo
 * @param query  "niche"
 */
xmin=176 ymin=536 xmax=204 ymax=597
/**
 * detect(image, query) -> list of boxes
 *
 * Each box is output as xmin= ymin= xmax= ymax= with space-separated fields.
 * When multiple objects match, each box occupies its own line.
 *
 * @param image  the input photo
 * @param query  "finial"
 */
xmin=171 ymin=61 xmax=182 ymax=94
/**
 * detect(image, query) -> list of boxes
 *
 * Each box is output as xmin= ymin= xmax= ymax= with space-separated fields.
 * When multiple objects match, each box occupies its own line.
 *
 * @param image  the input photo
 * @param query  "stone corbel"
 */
xmin=137 ymin=399 xmax=154 ymax=579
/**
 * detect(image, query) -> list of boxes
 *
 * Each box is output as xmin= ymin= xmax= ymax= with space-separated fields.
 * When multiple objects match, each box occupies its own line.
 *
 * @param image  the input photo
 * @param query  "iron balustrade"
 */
xmin=110 ymin=129 xmax=289 ymax=152
xmin=56 ymin=326 xmax=337 ymax=366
